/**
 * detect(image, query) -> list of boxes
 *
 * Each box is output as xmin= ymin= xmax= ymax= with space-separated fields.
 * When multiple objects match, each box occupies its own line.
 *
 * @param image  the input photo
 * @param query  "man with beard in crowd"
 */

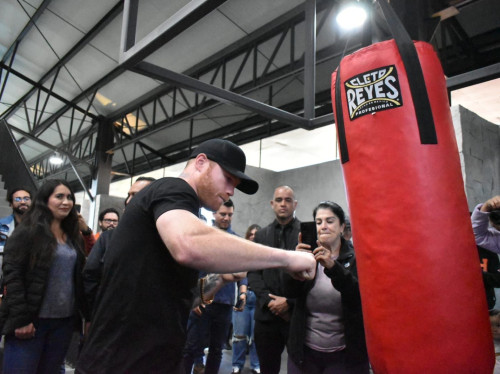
xmin=0 ymin=187 xmax=33 ymax=293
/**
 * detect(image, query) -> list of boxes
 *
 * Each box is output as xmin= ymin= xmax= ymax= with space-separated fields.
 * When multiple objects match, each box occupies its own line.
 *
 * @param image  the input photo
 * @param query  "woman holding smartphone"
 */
xmin=283 ymin=201 xmax=369 ymax=374
xmin=0 ymin=179 xmax=89 ymax=374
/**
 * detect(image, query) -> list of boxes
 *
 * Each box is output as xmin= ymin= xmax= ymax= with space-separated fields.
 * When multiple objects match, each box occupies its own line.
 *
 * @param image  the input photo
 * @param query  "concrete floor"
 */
xmin=63 ymin=347 xmax=286 ymax=374
xmin=36 ymin=346 xmax=500 ymax=374
xmin=215 ymin=347 xmax=287 ymax=374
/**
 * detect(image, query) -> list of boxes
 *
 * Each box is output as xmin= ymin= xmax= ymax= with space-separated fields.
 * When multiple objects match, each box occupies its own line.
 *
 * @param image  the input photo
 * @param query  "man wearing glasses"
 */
xmin=95 ymin=208 xmax=120 ymax=239
xmin=0 ymin=187 xmax=33 ymax=276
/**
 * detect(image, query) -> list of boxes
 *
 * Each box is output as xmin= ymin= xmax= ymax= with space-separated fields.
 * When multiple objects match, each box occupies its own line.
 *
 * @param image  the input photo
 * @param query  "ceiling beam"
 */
xmin=0 ymin=62 xmax=99 ymax=120
xmin=26 ymin=0 xmax=230 ymax=144
xmin=0 ymin=0 xmax=124 ymax=122
xmin=109 ymin=0 xmax=333 ymax=122
xmin=131 ymin=61 xmax=310 ymax=128
xmin=119 ymin=0 xmax=228 ymax=66
xmin=1 ymin=0 xmax=53 ymax=64
xmin=447 ymin=62 xmax=500 ymax=91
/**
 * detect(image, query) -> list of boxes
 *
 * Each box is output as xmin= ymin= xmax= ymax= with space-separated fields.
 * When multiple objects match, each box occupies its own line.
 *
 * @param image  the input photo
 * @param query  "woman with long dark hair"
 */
xmin=0 ymin=179 xmax=89 ymax=374
xmin=283 ymin=201 xmax=369 ymax=374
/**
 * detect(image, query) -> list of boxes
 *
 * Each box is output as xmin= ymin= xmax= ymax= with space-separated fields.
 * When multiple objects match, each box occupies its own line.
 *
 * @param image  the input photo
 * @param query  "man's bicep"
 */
xmin=157 ymin=210 xmax=193 ymax=242
xmin=156 ymin=209 xmax=205 ymax=259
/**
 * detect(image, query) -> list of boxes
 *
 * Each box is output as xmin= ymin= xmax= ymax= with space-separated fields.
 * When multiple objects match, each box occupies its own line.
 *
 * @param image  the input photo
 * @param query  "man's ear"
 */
xmin=194 ymin=153 xmax=209 ymax=171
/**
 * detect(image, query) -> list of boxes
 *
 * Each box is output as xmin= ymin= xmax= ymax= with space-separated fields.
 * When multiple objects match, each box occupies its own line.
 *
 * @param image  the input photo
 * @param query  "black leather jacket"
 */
xmin=282 ymin=239 xmax=369 ymax=371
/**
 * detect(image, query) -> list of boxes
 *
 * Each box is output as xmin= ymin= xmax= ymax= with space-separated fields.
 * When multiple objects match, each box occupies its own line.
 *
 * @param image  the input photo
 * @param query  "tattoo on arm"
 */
xmin=192 ymin=274 xmax=223 ymax=308
xmin=203 ymin=273 xmax=222 ymax=297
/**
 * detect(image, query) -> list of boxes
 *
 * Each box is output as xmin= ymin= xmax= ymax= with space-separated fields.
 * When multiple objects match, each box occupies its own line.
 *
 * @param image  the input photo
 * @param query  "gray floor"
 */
xmin=50 ymin=345 xmax=500 ymax=374
xmin=217 ymin=347 xmax=287 ymax=374
xmin=63 ymin=347 xmax=287 ymax=374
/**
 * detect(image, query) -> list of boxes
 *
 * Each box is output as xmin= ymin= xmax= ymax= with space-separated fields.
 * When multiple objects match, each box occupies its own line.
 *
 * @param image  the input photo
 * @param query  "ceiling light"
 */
xmin=49 ymin=152 xmax=64 ymax=165
xmin=336 ymin=2 xmax=368 ymax=31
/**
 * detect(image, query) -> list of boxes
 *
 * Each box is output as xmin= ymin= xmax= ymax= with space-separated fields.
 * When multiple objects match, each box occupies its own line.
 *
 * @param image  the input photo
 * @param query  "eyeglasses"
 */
xmin=13 ymin=196 xmax=31 ymax=203
xmin=102 ymin=219 xmax=119 ymax=224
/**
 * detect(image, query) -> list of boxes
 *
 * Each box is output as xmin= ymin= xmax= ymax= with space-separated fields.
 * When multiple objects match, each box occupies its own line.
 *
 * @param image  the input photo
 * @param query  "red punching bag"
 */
xmin=331 ymin=1 xmax=494 ymax=373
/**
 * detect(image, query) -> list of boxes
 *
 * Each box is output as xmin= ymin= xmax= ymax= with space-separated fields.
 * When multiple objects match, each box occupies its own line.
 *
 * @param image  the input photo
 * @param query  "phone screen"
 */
xmin=300 ymin=221 xmax=317 ymax=250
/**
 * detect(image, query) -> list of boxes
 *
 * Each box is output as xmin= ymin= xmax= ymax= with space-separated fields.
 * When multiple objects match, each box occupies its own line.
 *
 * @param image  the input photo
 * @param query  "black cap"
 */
xmin=189 ymin=139 xmax=259 ymax=195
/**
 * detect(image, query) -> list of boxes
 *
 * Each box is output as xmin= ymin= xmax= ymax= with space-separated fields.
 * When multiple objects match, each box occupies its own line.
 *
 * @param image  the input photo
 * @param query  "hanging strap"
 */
xmin=335 ymin=66 xmax=349 ymax=163
xmin=335 ymin=0 xmax=437 ymax=164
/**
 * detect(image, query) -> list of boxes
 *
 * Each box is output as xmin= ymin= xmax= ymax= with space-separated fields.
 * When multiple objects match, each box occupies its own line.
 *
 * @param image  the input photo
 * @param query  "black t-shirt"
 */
xmin=77 ymin=178 xmax=200 ymax=373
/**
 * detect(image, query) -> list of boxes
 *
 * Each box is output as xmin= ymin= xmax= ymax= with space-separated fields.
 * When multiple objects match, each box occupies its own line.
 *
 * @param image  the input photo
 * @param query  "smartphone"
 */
xmin=300 ymin=221 xmax=317 ymax=250
xmin=234 ymin=297 xmax=245 ymax=309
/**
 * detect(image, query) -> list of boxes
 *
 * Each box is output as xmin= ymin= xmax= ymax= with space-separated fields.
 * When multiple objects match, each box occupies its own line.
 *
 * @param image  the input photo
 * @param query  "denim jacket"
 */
xmin=0 ymin=214 xmax=15 ymax=251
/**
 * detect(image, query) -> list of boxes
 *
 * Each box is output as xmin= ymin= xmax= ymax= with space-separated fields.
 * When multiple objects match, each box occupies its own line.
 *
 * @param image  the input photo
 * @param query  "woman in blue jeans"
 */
xmin=231 ymin=224 xmax=261 ymax=374
xmin=0 ymin=180 xmax=89 ymax=374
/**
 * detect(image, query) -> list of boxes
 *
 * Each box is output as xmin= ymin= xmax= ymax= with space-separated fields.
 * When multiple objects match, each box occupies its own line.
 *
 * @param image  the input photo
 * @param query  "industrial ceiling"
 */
xmin=1 ymin=0 xmax=499 ymax=198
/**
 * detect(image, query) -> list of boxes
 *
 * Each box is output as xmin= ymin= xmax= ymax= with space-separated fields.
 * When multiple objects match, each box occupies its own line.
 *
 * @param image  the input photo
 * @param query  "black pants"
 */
xmin=254 ymin=319 xmax=289 ymax=374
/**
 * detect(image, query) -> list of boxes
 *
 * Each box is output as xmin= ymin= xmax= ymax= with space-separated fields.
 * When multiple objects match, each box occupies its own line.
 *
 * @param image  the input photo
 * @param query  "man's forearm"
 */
xmin=160 ymin=211 xmax=301 ymax=272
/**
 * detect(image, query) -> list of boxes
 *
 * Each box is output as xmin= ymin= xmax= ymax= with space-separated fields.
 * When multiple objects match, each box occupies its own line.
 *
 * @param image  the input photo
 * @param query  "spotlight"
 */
xmin=49 ymin=152 xmax=64 ymax=165
xmin=336 ymin=2 xmax=368 ymax=31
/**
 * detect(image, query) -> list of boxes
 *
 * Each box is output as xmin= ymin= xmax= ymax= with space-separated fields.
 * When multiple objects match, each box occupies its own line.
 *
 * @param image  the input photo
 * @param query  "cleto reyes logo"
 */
xmin=344 ymin=65 xmax=403 ymax=120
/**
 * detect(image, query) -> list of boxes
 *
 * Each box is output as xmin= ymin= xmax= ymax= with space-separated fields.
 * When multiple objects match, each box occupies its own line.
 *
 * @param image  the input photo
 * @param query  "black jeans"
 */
xmin=254 ymin=319 xmax=289 ymax=374
xmin=183 ymin=302 xmax=232 ymax=374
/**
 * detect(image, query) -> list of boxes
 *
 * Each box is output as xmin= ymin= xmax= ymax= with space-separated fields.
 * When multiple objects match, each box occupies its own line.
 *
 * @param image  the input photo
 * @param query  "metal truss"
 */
xmin=7 ymin=124 xmax=95 ymax=200
xmin=110 ymin=0 xmax=344 ymax=146
xmin=10 ymin=0 xmax=345 ymax=185
xmin=435 ymin=16 xmax=500 ymax=76
xmin=1 ymin=0 xmax=500 ymax=191
xmin=109 ymin=89 xmax=335 ymax=177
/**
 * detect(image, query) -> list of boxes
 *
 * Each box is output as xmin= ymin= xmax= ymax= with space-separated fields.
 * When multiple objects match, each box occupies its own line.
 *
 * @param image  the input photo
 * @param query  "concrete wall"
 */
xmin=230 ymin=160 xmax=348 ymax=236
xmin=452 ymin=105 xmax=500 ymax=210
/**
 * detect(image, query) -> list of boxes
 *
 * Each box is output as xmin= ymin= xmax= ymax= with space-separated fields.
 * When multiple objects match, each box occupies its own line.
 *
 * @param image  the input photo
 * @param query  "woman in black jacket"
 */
xmin=283 ymin=201 xmax=369 ymax=374
xmin=0 ymin=179 xmax=89 ymax=374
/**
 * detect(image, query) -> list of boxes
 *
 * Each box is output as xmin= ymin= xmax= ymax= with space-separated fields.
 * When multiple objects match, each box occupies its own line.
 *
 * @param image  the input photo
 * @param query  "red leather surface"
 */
xmin=331 ymin=40 xmax=494 ymax=373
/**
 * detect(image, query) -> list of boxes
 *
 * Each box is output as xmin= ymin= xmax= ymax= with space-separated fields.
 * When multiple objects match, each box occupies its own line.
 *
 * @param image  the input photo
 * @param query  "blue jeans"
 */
xmin=183 ymin=303 xmax=232 ymax=374
xmin=3 ymin=317 xmax=74 ymax=374
xmin=232 ymin=290 xmax=260 ymax=371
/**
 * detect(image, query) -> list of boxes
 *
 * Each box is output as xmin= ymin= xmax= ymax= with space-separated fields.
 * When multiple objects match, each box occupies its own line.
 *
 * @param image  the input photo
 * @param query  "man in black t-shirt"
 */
xmin=76 ymin=139 xmax=316 ymax=374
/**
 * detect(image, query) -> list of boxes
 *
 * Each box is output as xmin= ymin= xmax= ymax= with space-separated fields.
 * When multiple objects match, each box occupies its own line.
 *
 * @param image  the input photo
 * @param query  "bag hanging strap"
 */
xmin=335 ymin=0 xmax=438 ymax=164
xmin=335 ymin=66 xmax=349 ymax=163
